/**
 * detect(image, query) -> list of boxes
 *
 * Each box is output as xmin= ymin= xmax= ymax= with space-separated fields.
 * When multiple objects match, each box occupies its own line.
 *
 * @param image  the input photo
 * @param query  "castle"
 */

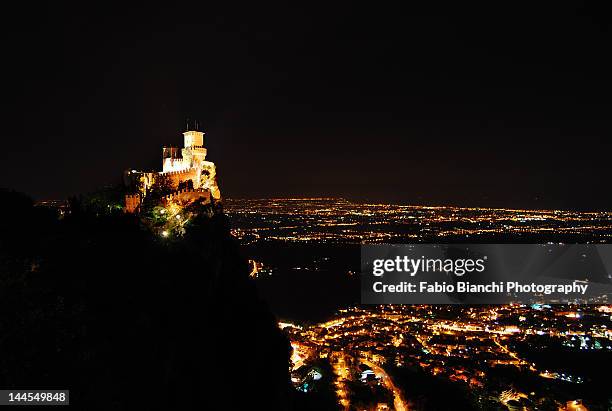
xmin=123 ymin=127 xmax=221 ymax=213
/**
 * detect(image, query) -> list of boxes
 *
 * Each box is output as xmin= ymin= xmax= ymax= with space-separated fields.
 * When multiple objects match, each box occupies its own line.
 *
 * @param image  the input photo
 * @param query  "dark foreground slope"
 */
xmin=0 ymin=189 xmax=291 ymax=410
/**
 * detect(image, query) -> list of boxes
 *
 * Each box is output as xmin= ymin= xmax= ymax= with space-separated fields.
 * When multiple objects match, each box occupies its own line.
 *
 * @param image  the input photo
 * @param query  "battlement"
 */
xmin=161 ymin=187 xmax=206 ymax=200
xmin=161 ymin=187 xmax=212 ymax=207
xmin=162 ymin=157 xmax=187 ymax=173
xmin=159 ymin=167 xmax=197 ymax=177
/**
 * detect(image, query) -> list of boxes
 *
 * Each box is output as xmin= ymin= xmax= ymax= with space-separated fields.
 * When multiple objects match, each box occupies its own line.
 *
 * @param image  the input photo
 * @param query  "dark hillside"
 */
xmin=0 ymin=189 xmax=291 ymax=410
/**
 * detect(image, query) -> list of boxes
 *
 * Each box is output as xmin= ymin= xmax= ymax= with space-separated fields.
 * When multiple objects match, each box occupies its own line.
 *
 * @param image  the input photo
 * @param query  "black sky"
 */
xmin=3 ymin=3 xmax=612 ymax=209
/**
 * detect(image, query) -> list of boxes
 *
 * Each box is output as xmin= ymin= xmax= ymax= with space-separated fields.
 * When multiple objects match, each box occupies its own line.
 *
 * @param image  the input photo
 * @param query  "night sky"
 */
xmin=3 ymin=4 xmax=612 ymax=209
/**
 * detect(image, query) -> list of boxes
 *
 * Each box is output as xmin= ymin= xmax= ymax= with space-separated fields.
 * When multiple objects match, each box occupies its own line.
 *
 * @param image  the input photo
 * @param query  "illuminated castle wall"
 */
xmin=124 ymin=128 xmax=221 ymax=213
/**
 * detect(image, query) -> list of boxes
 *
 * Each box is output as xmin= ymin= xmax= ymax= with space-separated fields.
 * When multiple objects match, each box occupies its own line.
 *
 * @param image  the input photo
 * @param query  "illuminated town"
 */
xmin=226 ymin=198 xmax=612 ymax=245
xmin=226 ymin=198 xmax=612 ymax=410
xmin=281 ymin=304 xmax=611 ymax=410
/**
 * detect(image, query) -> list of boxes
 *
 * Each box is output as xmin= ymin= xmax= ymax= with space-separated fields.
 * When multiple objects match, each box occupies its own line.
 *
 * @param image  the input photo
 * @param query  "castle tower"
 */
xmin=182 ymin=129 xmax=207 ymax=168
xmin=183 ymin=130 xmax=204 ymax=148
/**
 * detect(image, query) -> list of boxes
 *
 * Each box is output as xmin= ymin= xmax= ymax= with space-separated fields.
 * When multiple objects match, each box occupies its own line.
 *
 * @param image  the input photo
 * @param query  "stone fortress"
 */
xmin=124 ymin=126 xmax=221 ymax=213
